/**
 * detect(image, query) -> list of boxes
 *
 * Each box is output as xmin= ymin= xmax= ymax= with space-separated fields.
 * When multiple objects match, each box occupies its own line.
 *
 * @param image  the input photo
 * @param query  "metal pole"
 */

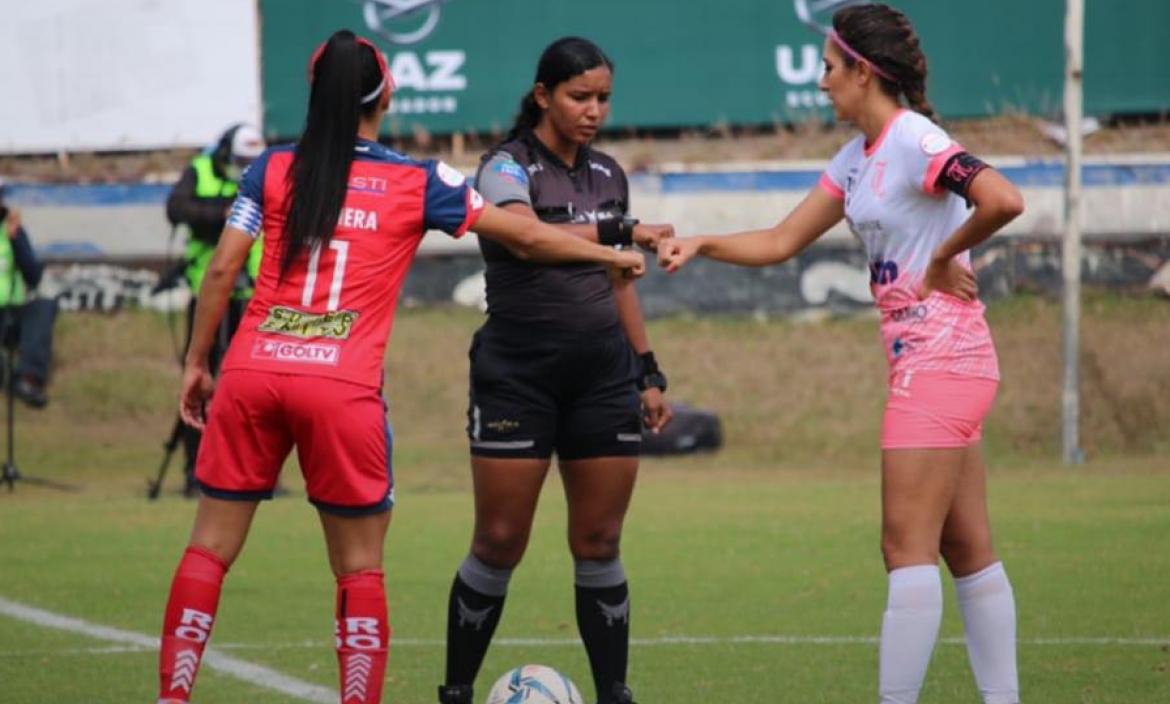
xmin=1062 ymin=0 xmax=1085 ymax=464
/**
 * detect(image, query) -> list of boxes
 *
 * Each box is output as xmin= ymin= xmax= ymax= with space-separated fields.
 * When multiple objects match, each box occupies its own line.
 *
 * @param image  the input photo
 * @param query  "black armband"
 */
xmin=598 ymin=216 xmax=637 ymax=248
xmin=636 ymin=351 xmax=668 ymax=392
xmin=937 ymin=152 xmax=989 ymax=200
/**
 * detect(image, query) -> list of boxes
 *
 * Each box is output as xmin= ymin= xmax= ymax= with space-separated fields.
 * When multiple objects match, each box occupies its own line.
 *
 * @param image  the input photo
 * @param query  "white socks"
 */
xmin=955 ymin=562 xmax=1019 ymax=704
xmin=879 ymin=565 xmax=943 ymax=704
xmin=878 ymin=562 xmax=1020 ymax=704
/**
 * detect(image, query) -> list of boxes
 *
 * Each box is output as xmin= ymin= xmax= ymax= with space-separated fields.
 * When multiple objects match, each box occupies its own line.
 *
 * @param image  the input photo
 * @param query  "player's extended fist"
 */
xmin=657 ymin=236 xmax=702 ymax=274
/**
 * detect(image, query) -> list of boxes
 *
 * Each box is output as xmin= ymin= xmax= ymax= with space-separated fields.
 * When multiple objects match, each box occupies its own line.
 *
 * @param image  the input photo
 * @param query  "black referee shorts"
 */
xmin=466 ymin=319 xmax=642 ymax=460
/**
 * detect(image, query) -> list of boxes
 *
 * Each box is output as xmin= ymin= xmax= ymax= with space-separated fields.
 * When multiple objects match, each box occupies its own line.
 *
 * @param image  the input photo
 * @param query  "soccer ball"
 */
xmin=485 ymin=664 xmax=584 ymax=704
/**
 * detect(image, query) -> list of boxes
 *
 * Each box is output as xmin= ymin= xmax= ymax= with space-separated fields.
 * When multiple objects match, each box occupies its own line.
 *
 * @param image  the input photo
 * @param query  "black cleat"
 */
xmin=600 ymin=683 xmax=637 ymax=704
xmin=438 ymin=684 xmax=474 ymax=704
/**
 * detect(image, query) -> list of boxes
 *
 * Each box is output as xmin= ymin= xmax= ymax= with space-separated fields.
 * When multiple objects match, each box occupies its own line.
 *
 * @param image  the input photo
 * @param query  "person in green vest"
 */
xmin=0 ymin=178 xmax=58 ymax=409
xmin=165 ymin=124 xmax=266 ymax=496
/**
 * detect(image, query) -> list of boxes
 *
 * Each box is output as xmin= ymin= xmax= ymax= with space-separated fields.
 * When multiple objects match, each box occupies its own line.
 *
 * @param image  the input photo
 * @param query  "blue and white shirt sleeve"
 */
xmin=226 ymin=150 xmax=269 ymax=238
xmin=423 ymin=160 xmax=485 ymax=238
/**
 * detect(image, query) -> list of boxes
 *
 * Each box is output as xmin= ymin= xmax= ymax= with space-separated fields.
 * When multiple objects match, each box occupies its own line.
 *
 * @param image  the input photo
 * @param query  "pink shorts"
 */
xmin=881 ymin=371 xmax=998 ymax=450
xmin=196 ymin=370 xmax=394 ymax=514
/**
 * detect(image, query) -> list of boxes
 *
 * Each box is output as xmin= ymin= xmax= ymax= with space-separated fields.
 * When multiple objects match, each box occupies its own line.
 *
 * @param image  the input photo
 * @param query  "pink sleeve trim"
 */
xmin=818 ymin=173 xmax=845 ymax=200
xmin=922 ymin=144 xmax=965 ymax=195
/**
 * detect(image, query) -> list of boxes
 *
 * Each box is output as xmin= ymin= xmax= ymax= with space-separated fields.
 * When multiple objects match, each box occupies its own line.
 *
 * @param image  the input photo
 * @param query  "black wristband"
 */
xmin=639 ymin=351 xmax=659 ymax=375
xmin=636 ymin=351 xmax=667 ymax=392
xmin=598 ymin=217 xmax=633 ymax=248
xmin=620 ymin=216 xmax=639 ymax=244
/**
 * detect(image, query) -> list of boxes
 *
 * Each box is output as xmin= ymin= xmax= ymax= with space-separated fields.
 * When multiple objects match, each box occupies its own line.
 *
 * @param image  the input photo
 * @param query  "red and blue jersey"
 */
xmin=221 ymin=138 xmax=484 ymax=388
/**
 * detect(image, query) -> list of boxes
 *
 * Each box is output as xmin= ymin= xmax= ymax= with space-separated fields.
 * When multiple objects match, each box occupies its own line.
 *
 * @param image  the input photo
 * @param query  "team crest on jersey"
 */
xmin=436 ymin=160 xmax=466 ymax=187
xmin=871 ymin=160 xmax=888 ymax=198
xmin=258 ymin=306 xmax=359 ymax=340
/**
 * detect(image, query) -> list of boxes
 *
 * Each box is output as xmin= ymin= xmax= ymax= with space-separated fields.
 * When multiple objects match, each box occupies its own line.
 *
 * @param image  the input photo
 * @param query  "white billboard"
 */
xmin=0 ymin=0 xmax=261 ymax=154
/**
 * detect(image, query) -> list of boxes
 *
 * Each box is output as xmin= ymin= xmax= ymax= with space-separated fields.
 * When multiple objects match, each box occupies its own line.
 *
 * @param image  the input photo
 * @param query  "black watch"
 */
xmin=635 ymin=351 xmax=667 ymax=392
xmin=620 ymin=216 xmax=640 ymax=249
xmin=599 ymin=216 xmax=640 ymax=248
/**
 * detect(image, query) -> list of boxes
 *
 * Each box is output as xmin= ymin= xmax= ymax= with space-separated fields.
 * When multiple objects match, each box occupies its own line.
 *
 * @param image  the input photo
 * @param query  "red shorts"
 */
xmin=881 ymin=371 xmax=998 ymax=450
xmin=196 ymin=370 xmax=394 ymax=514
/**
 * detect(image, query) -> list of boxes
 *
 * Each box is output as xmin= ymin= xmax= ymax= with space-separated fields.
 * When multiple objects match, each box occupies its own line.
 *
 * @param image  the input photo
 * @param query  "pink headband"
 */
xmin=829 ymin=30 xmax=896 ymax=83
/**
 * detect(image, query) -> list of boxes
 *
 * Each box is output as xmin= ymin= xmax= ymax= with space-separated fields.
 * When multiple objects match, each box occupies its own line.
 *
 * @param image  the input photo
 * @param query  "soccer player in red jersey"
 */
xmin=155 ymin=30 xmax=644 ymax=704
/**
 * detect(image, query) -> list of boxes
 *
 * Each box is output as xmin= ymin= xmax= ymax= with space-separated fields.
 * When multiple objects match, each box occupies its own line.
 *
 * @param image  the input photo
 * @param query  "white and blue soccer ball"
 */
xmin=485 ymin=664 xmax=584 ymax=704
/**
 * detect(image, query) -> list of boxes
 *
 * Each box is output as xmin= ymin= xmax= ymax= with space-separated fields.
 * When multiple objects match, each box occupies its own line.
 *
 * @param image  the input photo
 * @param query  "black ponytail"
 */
xmin=282 ymin=30 xmax=384 ymax=277
xmin=507 ymin=91 xmax=543 ymax=141
xmin=503 ymin=36 xmax=613 ymax=143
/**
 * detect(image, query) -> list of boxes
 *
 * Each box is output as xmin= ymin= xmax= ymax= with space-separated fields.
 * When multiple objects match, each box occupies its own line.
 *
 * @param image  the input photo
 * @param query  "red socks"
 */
xmin=335 ymin=569 xmax=390 ymax=704
xmin=158 ymin=546 xmax=229 ymax=702
xmin=158 ymin=550 xmax=389 ymax=703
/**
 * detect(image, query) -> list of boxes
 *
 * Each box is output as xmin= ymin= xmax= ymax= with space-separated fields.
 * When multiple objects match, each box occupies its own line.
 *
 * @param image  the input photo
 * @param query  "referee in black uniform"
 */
xmin=439 ymin=37 xmax=674 ymax=704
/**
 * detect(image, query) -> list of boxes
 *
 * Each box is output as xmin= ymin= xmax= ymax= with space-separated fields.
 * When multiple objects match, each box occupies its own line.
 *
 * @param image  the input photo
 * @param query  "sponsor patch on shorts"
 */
xmin=251 ymin=339 xmax=341 ymax=366
xmin=616 ymin=433 xmax=643 ymax=443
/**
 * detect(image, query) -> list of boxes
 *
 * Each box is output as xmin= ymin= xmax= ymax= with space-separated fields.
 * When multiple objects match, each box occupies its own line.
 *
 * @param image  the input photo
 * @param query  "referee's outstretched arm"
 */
xmin=473 ymin=203 xmax=645 ymax=276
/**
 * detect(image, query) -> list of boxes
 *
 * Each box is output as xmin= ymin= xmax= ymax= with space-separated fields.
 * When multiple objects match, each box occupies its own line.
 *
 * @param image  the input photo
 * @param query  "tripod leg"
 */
xmin=148 ymin=417 xmax=186 ymax=500
xmin=182 ymin=424 xmax=202 ymax=498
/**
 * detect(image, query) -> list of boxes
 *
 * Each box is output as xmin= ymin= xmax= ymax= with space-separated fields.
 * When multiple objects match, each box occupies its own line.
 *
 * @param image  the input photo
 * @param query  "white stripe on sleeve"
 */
xmin=227 ymin=196 xmax=263 ymax=238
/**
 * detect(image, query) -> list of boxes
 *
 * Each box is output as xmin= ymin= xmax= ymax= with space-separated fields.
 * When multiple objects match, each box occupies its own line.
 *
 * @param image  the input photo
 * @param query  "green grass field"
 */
xmin=2 ymin=296 xmax=1169 ymax=703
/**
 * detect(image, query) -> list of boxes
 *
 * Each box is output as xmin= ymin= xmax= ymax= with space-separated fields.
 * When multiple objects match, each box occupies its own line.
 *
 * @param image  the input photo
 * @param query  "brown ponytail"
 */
xmin=832 ymin=3 xmax=938 ymax=123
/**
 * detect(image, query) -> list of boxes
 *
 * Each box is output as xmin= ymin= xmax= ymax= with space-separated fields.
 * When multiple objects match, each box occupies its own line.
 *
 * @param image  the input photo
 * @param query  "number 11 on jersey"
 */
xmin=302 ymin=240 xmax=350 ymax=311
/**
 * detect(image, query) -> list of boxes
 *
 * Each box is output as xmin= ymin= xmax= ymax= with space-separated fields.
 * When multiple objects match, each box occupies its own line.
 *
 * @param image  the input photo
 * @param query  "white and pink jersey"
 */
xmin=820 ymin=109 xmax=999 ymax=380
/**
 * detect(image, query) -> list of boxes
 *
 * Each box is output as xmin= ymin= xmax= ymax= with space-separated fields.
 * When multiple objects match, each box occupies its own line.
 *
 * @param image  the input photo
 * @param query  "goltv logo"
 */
xmin=252 ymin=340 xmax=341 ymax=366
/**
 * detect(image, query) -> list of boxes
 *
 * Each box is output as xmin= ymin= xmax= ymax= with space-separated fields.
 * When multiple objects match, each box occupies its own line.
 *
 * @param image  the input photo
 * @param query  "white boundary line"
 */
xmin=4 ymin=634 xmax=1168 ymax=659
xmin=0 ymin=597 xmax=334 ymax=703
xmin=1 ymin=589 xmax=1166 ymax=662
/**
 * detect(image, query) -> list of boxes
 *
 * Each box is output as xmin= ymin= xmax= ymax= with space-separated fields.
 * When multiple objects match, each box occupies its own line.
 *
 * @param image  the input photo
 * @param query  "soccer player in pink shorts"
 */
xmin=156 ymin=30 xmax=644 ymax=704
xmin=658 ymin=4 xmax=1024 ymax=703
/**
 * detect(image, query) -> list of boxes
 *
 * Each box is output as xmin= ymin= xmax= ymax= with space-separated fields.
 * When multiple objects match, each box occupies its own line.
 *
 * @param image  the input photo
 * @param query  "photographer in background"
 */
xmin=166 ymin=123 xmax=265 ymax=496
xmin=0 ymin=177 xmax=58 ymax=409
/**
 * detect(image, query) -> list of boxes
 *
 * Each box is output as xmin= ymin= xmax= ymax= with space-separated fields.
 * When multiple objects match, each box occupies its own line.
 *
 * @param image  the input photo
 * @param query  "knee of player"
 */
xmin=940 ymin=537 xmax=997 ymax=576
xmin=568 ymin=527 xmax=622 ymax=562
xmin=879 ymin=534 xmax=904 ymax=563
xmin=472 ymin=525 xmax=530 ymax=568
xmin=186 ymin=539 xmax=241 ymax=569
xmin=879 ymin=533 xmax=937 ymax=569
xmin=329 ymin=553 xmax=384 ymax=579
